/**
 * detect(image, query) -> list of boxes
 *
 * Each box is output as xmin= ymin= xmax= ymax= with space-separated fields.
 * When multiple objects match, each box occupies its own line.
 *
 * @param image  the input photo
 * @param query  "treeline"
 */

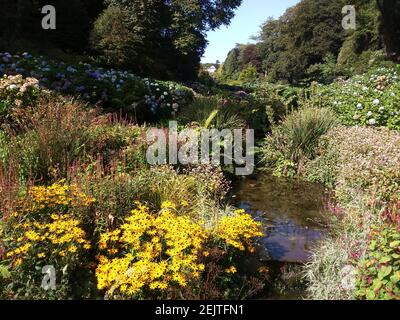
xmin=218 ymin=0 xmax=400 ymax=84
xmin=0 ymin=0 xmax=242 ymax=80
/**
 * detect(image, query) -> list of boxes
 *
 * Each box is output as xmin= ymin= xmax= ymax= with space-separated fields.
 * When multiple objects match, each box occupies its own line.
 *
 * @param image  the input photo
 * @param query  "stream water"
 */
xmin=233 ymin=175 xmax=329 ymax=263
xmin=232 ymin=174 xmax=330 ymax=299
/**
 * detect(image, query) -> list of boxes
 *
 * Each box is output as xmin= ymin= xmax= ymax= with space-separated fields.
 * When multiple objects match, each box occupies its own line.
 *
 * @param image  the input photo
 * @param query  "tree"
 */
xmin=219 ymin=46 xmax=240 ymax=80
xmin=91 ymin=0 xmax=242 ymax=80
xmin=254 ymin=0 xmax=347 ymax=83
xmin=238 ymin=65 xmax=258 ymax=83
xmin=376 ymin=0 xmax=400 ymax=61
xmin=0 ymin=0 xmax=99 ymax=53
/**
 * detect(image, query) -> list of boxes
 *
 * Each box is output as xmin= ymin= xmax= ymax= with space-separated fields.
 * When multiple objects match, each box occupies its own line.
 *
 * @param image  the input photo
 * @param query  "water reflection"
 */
xmin=234 ymin=175 xmax=329 ymax=263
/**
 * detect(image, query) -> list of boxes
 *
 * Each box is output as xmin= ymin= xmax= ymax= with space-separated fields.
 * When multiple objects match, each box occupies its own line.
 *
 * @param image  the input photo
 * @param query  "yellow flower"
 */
xmin=225 ymin=266 xmax=237 ymax=274
xmin=14 ymin=258 xmax=23 ymax=267
xmin=161 ymin=200 xmax=176 ymax=210
xmin=216 ymin=211 xmax=263 ymax=251
xmin=180 ymin=200 xmax=189 ymax=207
xmin=258 ymin=266 xmax=269 ymax=274
xmin=68 ymin=246 xmax=77 ymax=253
xmin=95 ymin=201 xmax=207 ymax=297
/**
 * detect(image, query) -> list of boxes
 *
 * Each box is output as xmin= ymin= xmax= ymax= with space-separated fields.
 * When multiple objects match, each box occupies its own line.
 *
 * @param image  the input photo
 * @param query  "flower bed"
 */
xmin=0 ymin=52 xmax=193 ymax=120
xmin=316 ymin=67 xmax=400 ymax=130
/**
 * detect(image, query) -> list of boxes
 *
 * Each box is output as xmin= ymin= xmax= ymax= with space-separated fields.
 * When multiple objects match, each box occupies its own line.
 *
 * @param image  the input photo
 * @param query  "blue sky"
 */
xmin=202 ymin=0 xmax=301 ymax=63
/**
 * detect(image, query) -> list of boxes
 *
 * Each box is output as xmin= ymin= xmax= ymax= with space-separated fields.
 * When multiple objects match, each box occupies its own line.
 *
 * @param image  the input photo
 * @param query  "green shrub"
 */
xmin=260 ymin=107 xmax=338 ymax=176
xmin=305 ymin=126 xmax=400 ymax=206
xmin=0 ymin=74 xmax=40 ymax=119
xmin=238 ymin=65 xmax=259 ymax=84
xmin=316 ymin=67 xmax=400 ymax=130
xmin=355 ymin=225 xmax=400 ymax=300
xmin=177 ymin=97 xmax=246 ymax=131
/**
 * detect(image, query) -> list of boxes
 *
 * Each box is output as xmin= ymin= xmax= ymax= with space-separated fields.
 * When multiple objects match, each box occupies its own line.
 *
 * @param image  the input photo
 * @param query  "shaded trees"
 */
xmin=91 ymin=0 xmax=242 ymax=80
xmin=376 ymin=0 xmax=400 ymax=60
xmin=0 ymin=0 xmax=104 ymax=52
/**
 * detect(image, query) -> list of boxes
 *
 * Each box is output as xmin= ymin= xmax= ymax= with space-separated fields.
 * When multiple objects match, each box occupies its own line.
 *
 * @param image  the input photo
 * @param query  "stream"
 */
xmin=232 ymin=174 xmax=330 ymax=299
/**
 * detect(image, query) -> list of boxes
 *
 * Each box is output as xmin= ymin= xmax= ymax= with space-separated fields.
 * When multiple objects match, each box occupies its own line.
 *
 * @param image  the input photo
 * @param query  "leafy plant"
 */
xmin=260 ymin=107 xmax=338 ymax=176
xmin=355 ymin=225 xmax=400 ymax=300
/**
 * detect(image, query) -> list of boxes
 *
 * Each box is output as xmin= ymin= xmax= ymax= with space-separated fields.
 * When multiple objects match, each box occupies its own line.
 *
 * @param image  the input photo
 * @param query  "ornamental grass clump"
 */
xmin=260 ymin=107 xmax=338 ymax=177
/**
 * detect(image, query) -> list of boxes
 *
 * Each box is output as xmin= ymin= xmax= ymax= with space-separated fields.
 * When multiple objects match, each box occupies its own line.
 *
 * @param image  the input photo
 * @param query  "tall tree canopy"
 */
xmin=91 ymin=0 xmax=242 ymax=80
xmin=257 ymin=0 xmax=347 ymax=83
xmin=0 ymin=0 xmax=104 ymax=52
xmin=220 ymin=0 xmax=399 ymax=84
xmin=376 ymin=0 xmax=400 ymax=60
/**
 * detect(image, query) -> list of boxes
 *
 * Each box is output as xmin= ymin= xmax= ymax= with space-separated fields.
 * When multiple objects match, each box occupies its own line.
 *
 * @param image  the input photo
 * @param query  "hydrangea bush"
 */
xmin=0 ymin=74 xmax=40 ymax=117
xmin=316 ymin=67 xmax=400 ymax=130
xmin=0 ymin=52 xmax=193 ymax=120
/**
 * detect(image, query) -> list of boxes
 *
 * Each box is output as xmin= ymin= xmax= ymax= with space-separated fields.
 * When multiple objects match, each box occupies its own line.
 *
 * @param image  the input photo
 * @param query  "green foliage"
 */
xmin=238 ymin=65 xmax=259 ymax=83
xmin=315 ymin=67 xmax=400 ymax=130
xmin=356 ymin=225 xmax=400 ymax=300
xmin=177 ymin=97 xmax=246 ymax=131
xmin=306 ymin=53 xmax=348 ymax=84
xmin=3 ymin=96 xmax=146 ymax=182
xmin=91 ymin=0 xmax=242 ymax=80
xmin=257 ymin=0 xmax=347 ymax=83
xmin=0 ymin=53 xmax=194 ymax=122
xmin=260 ymin=107 xmax=338 ymax=177
xmin=218 ymin=44 xmax=263 ymax=82
xmin=220 ymin=0 xmax=399 ymax=84
xmin=0 ymin=75 xmax=40 ymax=119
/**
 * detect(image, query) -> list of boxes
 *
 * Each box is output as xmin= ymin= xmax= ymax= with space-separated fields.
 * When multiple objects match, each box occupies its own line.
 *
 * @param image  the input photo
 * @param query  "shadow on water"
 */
xmin=232 ymin=174 xmax=330 ymax=264
xmin=231 ymin=174 xmax=331 ymax=299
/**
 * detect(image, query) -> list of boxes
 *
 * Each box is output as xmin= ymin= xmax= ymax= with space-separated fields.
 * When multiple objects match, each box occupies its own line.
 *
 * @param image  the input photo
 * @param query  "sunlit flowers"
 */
xmin=95 ymin=202 xmax=263 ymax=298
xmin=96 ymin=201 xmax=208 ymax=297
xmin=216 ymin=209 xmax=263 ymax=251
xmin=3 ymin=182 xmax=94 ymax=268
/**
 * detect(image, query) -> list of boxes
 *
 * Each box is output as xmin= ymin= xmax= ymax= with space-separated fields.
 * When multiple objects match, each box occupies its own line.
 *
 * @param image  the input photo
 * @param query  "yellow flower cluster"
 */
xmin=6 ymin=213 xmax=91 ymax=265
xmin=96 ymin=201 xmax=207 ymax=297
xmin=5 ymin=182 xmax=94 ymax=267
xmin=216 ymin=209 xmax=263 ymax=251
xmin=24 ymin=181 xmax=95 ymax=212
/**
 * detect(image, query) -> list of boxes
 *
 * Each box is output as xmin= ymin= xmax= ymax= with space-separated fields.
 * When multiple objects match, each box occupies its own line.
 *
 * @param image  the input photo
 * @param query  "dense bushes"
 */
xmin=316 ymin=67 xmax=400 ymax=130
xmin=0 ymin=52 xmax=194 ymax=122
xmin=260 ymin=107 xmax=338 ymax=177
xmin=305 ymin=126 xmax=400 ymax=204
xmin=303 ymin=126 xmax=400 ymax=300
xmin=0 ymin=95 xmax=148 ymax=182
xmin=258 ymin=98 xmax=400 ymax=299
xmin=0 ymin=70 xmax=268 ymax=299
xmin=0 ymin=177 xmax=266 ymax=299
